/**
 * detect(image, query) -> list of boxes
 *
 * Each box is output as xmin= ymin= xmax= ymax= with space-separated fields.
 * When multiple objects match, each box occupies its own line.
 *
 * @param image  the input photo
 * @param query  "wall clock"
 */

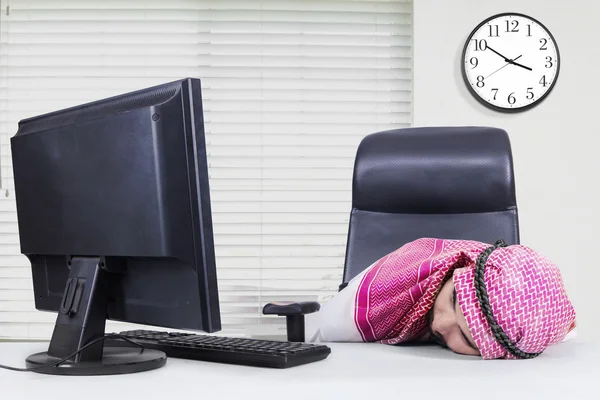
xmin=461 ymin=13 xmax=560 ymax=112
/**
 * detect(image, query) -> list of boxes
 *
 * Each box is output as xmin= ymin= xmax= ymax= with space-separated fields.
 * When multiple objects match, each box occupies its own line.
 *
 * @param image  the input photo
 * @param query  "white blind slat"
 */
xmin=0 ymin=0 xmax=412 ymax=340
xmin=13 ymin=0 xmax=406 ymax=11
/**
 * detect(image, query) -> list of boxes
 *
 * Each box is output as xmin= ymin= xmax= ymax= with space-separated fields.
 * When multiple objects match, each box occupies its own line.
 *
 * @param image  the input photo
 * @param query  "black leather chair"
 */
xmin=263 ymin=126 xmax=520 ymax=342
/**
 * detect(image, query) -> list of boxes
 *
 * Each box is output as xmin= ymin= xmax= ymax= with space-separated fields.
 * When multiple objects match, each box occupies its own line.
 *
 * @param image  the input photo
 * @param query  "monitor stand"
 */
xmin=25 ymin=257 xmax=167 ymax=375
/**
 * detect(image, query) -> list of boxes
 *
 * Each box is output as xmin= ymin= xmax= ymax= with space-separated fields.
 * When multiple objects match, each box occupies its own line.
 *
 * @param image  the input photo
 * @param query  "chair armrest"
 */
xmin=262 ymin=301 xmax=320 ymax=316
xmin=262 ymin=301 xmax=320 ymax=342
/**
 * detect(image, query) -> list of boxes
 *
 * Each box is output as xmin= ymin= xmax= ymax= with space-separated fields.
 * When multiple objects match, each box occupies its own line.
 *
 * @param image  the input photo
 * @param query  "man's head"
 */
xmin=428 ymin=275 xmax=480 ymax=356
xmin=429 ymin=241 xmax=576 ymax=359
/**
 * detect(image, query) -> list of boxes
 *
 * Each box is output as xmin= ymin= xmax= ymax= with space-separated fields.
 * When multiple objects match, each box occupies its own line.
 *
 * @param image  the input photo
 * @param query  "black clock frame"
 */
xmin=461 ymin=12 xmax=560 ymax=113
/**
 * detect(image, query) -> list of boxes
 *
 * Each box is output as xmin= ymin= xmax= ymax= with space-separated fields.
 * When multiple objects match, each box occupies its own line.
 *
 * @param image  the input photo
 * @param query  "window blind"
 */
xmin=0 ymin=0 xmax=412 ymax=339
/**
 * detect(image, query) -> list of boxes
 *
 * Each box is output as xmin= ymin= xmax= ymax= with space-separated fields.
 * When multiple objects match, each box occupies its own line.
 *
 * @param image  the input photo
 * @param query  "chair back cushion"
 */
xmin=342 ymin=126 xmax=519 ymax=285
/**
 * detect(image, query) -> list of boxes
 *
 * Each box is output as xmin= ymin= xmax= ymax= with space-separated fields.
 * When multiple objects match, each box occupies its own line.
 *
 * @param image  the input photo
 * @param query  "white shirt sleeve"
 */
xmin=304 ymin=267 xmax=371 ymax=343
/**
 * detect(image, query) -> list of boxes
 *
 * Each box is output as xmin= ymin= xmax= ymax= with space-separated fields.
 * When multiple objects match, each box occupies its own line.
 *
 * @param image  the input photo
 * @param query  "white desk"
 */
xmin=0 ymin=340 xmax=597 ymax=400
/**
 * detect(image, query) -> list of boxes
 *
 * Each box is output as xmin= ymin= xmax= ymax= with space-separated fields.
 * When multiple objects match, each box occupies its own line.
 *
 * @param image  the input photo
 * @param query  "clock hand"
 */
xmin=485 ymin=45 xmax=511 ymax=62
xmin=508 ymin=59 xmax=532 ymax=71
xmin=485 ymin=55 xmax=522 ymax=79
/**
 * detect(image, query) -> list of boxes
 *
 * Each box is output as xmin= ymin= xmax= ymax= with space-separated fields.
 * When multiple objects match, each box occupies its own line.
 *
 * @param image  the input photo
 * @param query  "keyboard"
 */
xmin=108 ymin=330 xmax=331 ymax=369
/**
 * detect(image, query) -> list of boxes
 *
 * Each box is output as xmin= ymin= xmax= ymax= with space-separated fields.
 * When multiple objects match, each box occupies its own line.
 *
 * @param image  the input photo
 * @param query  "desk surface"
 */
xmin=0 ymin=340 xmax=597 ymax=400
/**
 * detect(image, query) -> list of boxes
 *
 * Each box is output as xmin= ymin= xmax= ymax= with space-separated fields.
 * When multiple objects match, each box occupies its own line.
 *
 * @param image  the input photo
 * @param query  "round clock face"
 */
xmin=461 ymin=13 xmax=560 ymax=112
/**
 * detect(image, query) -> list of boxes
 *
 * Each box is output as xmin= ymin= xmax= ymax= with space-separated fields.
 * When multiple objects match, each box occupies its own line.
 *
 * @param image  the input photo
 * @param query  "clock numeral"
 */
xmin=545 ymin=56 xmax=553 ymax=68
xmin=476 ymin=76 xmax=485 ymax=88
xmin=469 ymin=57 xmax=479 ymax=69
xmin=471 ymin=39 xmax=487 ymax=51
xmin=539 ymin=75 xmax=548 ymax=87
xmin=527 ymin=87 xmax=534 ymax=100
xmin=505 ymin=20 xmax=519 ymax=32
xmin=488 ymin=24 xmax=499 ymax=37
xmin=527 ymin=24 xmax=532 ymax=37
xmin=540 ymin=38 xmax=548 ymax=50
xmin=491 ymin=88 xmax=498 ymax=100
xmin=508 ymin=92 xmax=516 ymax=105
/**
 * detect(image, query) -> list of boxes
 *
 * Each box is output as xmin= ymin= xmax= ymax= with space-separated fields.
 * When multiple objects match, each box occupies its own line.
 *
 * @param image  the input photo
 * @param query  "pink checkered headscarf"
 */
xmin=453 ymin=240 xmax=576 ymax=359
xmin=353 ymin=238 xmax=576 ymax=359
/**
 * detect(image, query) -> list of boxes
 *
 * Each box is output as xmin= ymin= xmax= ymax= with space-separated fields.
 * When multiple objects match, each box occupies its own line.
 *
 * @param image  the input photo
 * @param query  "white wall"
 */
xmin=414 ymin=1 xmax=600 ymax=341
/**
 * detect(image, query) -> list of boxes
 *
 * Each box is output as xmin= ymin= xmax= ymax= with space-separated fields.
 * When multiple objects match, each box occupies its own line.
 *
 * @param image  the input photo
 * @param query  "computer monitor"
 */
xmin=10 ymin=78 xmax=221 ymax=375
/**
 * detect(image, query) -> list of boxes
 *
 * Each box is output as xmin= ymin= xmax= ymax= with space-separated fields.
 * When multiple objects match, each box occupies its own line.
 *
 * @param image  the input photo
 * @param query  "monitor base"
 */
xmin=25 ymin=346 xmax=166 ymax=376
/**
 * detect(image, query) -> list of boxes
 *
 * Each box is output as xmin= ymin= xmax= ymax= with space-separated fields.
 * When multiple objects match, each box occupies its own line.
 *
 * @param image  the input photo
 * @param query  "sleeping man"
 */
xmin=305 ymin=237 xmax=576 ymax=359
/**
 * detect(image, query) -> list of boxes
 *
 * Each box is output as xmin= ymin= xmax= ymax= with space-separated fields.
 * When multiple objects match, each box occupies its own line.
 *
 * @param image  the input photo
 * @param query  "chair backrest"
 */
xmin=341 ymin=126 xmax=519 ymax=287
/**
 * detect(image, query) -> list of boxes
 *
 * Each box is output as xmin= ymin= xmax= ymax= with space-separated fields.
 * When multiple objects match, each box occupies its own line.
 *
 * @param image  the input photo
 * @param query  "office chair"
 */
xmin=263 ymin=126 xmax=520 ymax=342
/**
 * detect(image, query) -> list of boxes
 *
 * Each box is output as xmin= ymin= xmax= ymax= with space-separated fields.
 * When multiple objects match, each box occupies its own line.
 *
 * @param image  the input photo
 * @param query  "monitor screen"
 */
xmin=10 ymin=78 xmax=221 ymax=374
